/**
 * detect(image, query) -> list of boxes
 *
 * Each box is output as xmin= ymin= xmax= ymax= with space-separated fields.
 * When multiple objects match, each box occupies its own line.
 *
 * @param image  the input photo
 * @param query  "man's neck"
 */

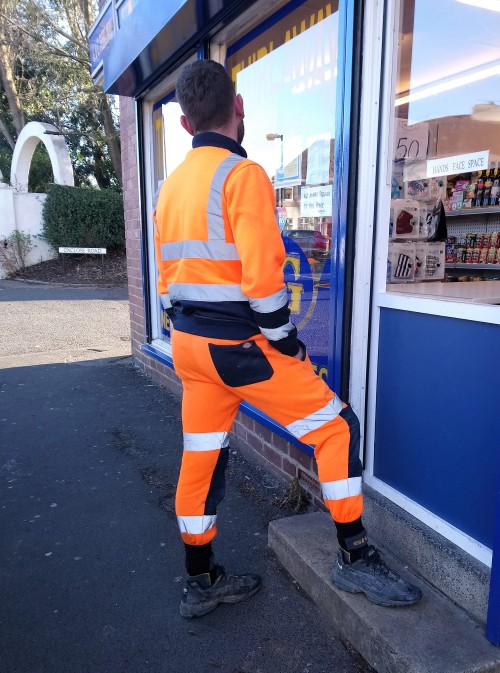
xmin=192 ymin=132 xmax=247 ymax=158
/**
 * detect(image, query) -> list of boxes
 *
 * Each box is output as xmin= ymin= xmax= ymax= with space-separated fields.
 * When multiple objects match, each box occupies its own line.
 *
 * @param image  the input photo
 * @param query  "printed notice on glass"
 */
xmin=426 ymin=151 xmax=490 ymax=178
xmin=306 ymin=139 xmax=331 ymax=185
xmin=300 ymin=185 xmax=332 ymax=218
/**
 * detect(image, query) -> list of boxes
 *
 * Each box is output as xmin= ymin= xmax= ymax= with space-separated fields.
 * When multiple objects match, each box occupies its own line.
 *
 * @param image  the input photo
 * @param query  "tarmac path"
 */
xmin=0 ymin=279 xmax=373 ymax=673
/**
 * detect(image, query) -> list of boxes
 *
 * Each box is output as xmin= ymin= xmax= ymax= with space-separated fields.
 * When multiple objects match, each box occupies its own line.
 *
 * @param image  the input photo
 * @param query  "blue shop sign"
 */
xmin=88 ymin=0 xmax=255 ymax=95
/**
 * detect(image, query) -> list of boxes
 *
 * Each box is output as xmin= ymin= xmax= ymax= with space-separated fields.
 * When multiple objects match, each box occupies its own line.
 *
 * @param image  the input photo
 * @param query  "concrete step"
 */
xmin=268 ymin=512 xmax=500 ymax=673
xmin=362 ymin=484 xmax=490 ymax=625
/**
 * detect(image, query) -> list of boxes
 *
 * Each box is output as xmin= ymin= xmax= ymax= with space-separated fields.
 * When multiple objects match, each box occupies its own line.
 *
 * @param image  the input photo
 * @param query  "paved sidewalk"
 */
xmin=0 ymin=280 xmax=373 ymax=673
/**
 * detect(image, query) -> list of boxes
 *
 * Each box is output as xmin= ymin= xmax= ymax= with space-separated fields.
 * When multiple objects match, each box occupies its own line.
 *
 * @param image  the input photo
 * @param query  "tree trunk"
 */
xmin=0 ymin=0 xmax=25 ymax=136
xmin=99 ymin=93 xmax=122 ymax=188
xmin=0 ymin=59 xmax=25 ymax=137
xmin=78 ymin=0 xmax=92 ymax=28
xmin=0 ymin=115 xmax=15 ymax=150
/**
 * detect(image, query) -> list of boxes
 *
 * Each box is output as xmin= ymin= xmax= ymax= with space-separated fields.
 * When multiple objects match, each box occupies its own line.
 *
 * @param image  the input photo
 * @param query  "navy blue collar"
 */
xmin=192 ymin=132 xmax=247 ymax=158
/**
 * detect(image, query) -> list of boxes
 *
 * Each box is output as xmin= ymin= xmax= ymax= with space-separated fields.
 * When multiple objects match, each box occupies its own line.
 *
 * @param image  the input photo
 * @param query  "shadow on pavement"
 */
xmin=0 ymin=355 xmax=372 ymax=673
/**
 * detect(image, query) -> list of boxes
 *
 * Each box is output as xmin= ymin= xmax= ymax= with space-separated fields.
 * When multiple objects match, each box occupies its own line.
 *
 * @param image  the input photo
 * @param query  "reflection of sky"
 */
xmin=232 ymin=13 xmax=340 ymax=368
xmin=236 ymin=13 xmax=338 ymax=178
xmin=406 ymin=0 xmax=500 ymax=123
xmin=162 ymin=101 xmax=192 ymax=177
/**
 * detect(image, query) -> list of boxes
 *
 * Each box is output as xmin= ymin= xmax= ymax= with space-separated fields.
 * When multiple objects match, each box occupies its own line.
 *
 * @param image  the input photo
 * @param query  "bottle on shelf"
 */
xmin=475 ymin=171 xmax=484 ymax=207
xmin=491 ymin=162 xmax=500 ymax=207
xmin=483 ymin=173 xmax=493 ymax=207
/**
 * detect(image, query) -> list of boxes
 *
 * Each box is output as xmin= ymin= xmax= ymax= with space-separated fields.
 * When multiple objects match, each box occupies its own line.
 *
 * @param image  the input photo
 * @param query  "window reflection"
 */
xmin=163 ymin=101 xmax=192 ymax=178
xmin=153 ymin=96 xmax=193 ymax=343
xmin=230 ymin=3 xmax=339 ymax=377
xmin=388 ymin=0 xmax=500 ymax=290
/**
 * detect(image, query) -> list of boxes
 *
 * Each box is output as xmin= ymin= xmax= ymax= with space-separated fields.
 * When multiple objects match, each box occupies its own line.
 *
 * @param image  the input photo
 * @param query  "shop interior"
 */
xmin=387 ymin=0 xmax=500 ymax=299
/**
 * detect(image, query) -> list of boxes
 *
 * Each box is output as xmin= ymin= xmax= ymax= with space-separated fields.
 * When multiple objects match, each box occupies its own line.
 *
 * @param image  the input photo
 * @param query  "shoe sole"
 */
xmin=332 ymin=573 xmax=422 ymax=607
xmin=179 ymin=582 xmax=262 ymax=619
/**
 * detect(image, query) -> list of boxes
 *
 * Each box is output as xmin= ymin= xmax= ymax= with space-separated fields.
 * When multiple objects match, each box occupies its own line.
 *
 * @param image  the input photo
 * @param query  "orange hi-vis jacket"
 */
xmin=154 ymin=132 xmax=300 ymax=356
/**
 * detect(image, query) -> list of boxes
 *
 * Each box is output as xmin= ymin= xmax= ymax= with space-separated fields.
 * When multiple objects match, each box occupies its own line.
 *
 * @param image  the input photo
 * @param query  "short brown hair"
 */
xmin=175 ymin=60 xmax=235 ymax=133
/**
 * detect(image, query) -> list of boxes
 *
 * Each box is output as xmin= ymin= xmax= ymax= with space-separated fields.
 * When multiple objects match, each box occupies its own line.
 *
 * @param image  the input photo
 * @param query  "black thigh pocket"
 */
xmin=208 ymin=341 xmax=274 ymax=387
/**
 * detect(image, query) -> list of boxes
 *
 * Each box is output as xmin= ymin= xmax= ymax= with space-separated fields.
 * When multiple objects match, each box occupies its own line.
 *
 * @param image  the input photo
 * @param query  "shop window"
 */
xmin=151 ymin=91 xmax=192 ymax=343
xmin=226 ymin=0 xmax=339 ymax=380
xmin=388 ymin=0 xmax=500 ymax=295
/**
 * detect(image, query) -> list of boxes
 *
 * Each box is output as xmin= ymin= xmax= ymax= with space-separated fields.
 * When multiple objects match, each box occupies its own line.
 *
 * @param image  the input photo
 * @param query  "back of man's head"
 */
xmin=176 ymin=60 xmax=235 ymax=133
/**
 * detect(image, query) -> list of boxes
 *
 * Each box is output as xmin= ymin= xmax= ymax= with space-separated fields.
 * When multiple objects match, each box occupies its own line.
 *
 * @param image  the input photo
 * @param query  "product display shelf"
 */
xmin=446 ymin=208 xmax=500 ymax=276
xmin=446 ymin=206 xmax=500 ymax=218
xmin=445 ymin=263 xmax=500 ymax=270
xmin=387 ymin=279 xmax=500 ymax=303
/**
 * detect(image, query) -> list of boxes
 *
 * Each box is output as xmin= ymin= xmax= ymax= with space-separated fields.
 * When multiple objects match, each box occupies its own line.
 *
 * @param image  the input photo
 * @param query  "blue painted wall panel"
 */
xmin=375 ymin=308 xmax=500 ymax=549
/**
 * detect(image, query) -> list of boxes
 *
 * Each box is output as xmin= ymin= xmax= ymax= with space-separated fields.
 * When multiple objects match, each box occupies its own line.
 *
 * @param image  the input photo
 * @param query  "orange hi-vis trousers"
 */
xmin=172 ymin=330 xmax=363 ymax=547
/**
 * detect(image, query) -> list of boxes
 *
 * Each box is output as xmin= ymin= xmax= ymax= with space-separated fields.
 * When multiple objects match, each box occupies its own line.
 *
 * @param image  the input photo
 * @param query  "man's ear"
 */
xmin=235 ymin=93 xmax=244 ymax=119
xmin=180 ymin=115 xmax=195 ymax=136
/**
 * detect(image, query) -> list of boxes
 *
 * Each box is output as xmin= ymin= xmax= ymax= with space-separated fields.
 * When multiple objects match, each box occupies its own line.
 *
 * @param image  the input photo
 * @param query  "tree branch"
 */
xmin=22 ymin=1 xmax=89 ymax=52
xmin=0 ymin=115 xmax=15 ymax=150
xmin=44 ymin=129 xmax=107 ymax=143
xmin=0 ymin=11 xmax=90 ymax=67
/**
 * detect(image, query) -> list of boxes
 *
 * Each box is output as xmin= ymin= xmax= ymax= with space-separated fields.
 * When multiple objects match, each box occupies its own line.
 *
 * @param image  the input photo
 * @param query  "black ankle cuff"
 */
xmin=343 ymin=529 xmax=368 ymax=551
xmin=335 ymin=518 xmax=367 ymax=563
xmin=184 ymin=542 xmax=213 ymax=576
xmin=335 ymin=518 xmax=364 ymax=546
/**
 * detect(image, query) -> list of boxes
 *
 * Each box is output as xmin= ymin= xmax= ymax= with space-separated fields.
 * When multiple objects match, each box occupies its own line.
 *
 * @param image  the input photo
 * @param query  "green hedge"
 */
xmin=42 ymin=184 xmax=125 ymax=250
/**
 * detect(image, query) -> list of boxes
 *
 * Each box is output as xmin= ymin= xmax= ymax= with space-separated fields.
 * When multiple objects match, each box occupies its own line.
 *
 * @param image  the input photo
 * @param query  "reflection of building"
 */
xmin=273 ymin=139 xmax=335 ymax=240
xmin=421 ymin=115 xmax=500 ymax=161
xmin=91 ymin=0 xmax=500 ymax=654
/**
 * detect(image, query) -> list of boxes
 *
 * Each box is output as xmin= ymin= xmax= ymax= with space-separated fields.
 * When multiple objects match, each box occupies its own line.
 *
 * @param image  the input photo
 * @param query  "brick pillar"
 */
xmin=119 ymin=96 xmax=146 ymax=355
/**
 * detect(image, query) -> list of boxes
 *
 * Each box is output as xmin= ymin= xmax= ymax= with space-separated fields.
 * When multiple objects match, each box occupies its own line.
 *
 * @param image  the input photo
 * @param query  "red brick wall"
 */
xmin=119 ymin=95 xmax=182 ymax=395
xmin=119 ymin=96 xmax=144 ymax=355
xmin=119 ymin=94 xmax=323 ymax=508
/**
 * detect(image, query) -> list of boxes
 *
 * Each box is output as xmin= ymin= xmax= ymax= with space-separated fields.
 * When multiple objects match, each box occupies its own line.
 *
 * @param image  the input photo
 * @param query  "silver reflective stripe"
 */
xmin=161 ymin=240 xmax=239 ymax=262
xmin=183 ymin=431 xmax=229 ymax=452
xmin=260 ymin=321 xmax=295 ymax=342
xmin=285 ymin=396 xmax=344 ymax=439
xmin=249 ymin=288 xmax=288 ymax=314
xmin=177 ymin=515 xmax=217 ymax=535
xmin=160 ymin=292 xmax=171 ymax=310
xmin=207 ymin=154 xmax=246 ymax=240
xmin=321 ymin=477 xmax=362 ymax=501
xmin=168 ymin=283 xmax=247 ymax=302
xmin=159 ymin=154 xmax=245 ymax=266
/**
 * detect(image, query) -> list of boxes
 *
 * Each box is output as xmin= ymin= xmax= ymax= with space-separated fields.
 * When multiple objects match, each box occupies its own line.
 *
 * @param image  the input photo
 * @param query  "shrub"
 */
xmin=0 ymin=230 xmax=34 ymax=274
xmin=42 ymin=184 xmax=125 ymax=250
xmin=0 ymin=146 xmax=11 ymax=183
xmin=29 ymin=145 xmax=54 ymax=193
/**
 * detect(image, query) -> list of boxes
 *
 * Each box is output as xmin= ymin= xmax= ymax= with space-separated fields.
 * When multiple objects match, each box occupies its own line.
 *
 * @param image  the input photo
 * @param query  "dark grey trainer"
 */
xmin=332 ymin=546 xmax=422 ymax=607
xmin=179 ymin=565 xmax=262 ymax=619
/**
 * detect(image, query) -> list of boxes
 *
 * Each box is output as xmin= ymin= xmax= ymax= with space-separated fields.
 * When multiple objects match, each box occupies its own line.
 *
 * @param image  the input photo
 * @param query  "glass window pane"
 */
xmin=152 ymin=94 xmax=193 ymax=343
xmin=228 ymin=1 xmax=339 ymax=379
xmin=388 ymin=0 xmax=500 ymax=294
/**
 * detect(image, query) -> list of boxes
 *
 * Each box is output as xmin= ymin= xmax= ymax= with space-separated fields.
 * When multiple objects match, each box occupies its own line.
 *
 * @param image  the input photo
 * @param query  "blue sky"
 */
xmin=236 ymin=12 xmax=339 ymax=179
xmin=405 ymin=0 xmax=500 ymax=123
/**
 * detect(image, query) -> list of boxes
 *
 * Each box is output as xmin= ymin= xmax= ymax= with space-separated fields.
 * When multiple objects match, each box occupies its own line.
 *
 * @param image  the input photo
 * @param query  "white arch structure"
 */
xmin=10 ymin=121 xmax=74 ymax=192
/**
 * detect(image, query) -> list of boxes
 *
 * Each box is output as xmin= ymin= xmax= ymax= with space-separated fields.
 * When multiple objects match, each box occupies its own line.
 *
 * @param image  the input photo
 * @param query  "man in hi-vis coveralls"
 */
xmin=154 ymin=60 xmax=422 ymax=619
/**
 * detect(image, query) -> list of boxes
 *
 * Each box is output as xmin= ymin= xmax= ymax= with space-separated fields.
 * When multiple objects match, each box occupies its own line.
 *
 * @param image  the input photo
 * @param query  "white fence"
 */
xmin=0 ymin=185 xmax=55 ymax=279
